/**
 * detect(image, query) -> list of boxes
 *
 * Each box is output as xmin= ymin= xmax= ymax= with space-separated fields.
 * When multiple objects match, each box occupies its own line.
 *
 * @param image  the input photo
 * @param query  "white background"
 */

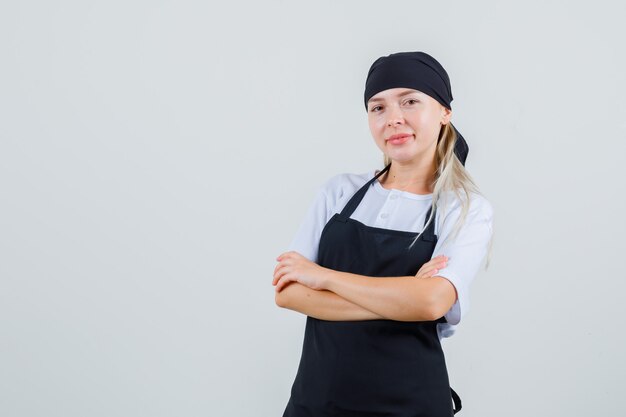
xmin=1 ymin=1 xmax=624 ymax=416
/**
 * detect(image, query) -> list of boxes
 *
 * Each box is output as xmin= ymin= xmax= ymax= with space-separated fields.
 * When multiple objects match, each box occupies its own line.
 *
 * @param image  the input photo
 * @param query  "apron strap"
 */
xmin=421 ymin=204 xmax=437 ymax=242
xmin=337 ymin=162 xmax=438 ymax=242
xmin=451 ymin=387 xmax=462 ymax=414
xmin=337 ymin=163 xmax=391 ymax=221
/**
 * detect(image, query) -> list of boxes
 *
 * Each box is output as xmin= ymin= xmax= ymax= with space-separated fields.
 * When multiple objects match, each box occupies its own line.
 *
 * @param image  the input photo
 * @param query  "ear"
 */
xmin=441 ymin=107 xmax=452 ymax=125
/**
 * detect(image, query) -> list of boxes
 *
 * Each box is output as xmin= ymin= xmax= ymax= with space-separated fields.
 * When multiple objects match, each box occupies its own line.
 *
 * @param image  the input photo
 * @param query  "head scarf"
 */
xmin=364 ymin=51 xmax=469 ymax=165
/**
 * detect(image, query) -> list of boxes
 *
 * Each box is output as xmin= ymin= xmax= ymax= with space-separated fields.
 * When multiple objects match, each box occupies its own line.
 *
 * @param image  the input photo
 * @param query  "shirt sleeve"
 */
xmin=286 ymin=179 xmax=336 ymax=263
xmin=431 ymin=193 xmax=494 ymax=325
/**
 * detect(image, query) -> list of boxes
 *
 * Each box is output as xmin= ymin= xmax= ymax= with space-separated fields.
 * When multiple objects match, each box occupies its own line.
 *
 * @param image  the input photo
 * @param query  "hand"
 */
xmin=273 ymin=251 xmax=329 ymax=292
xmin=415 ymin=255 xmax=449 ymax=279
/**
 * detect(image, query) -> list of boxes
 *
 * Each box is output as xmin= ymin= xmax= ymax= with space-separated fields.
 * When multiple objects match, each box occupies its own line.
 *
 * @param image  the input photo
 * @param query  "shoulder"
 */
xmin=438 ymin=190 xmax=494 ymax=226
xmin=319 ymin=170 xmax=372 ymax=200
xmin=465 ymin=192 xmax=493 ymax=219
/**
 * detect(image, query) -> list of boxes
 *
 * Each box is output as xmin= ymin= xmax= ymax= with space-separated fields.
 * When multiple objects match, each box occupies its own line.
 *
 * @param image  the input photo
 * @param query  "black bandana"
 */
xmin=364 ymin=51 xmax=469 ymax=165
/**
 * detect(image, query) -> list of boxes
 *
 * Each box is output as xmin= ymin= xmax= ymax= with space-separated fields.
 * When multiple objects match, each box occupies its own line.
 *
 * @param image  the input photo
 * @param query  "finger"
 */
xmin=273 ymin=266 xmax=282 ymax=285
xmin=416 ymin=269 xmax=433 ymax=279
xmin=273 ymin=265 xmax=290 ymax=285
xmin=428 ymin=257 xmax=448 ymax=268
xmin=274 ymin=261 xmax=287 ymax=276
xmin=416 ymin=259 xmax=444 ymax=275
xmin=416 ymin=269 xmax=438 ymax=279
xmin=425 ymin=261 xmax=447 ymax=275
xmin=416 ymin=259 xmax=448 ymax=277
xmin=423 ymin=259 xmax=448 ymax=275
xmin=273 ymin=267 xmax=283 ymax=285
xmin=430 ymin=255 xmax=448 ymax=264
xmin=276 ymin=252 xmax=292 ymax=261
xmin=424 ymin=268 xmax=440 ymax=277
xmin=277 ymin=277 xmax=287 ymax=292
xmin=275 ymin=274 xmax=294 ymax=293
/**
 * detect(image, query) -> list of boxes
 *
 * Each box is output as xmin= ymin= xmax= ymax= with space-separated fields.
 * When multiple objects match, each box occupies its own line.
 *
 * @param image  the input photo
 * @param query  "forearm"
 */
xmin=275 ymin=282 xmax=387 ymax=321
xmin=323 ymin=270 xmax=439 ymax=322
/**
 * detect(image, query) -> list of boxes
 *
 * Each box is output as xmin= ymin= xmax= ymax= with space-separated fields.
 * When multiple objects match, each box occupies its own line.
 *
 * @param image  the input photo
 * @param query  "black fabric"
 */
xmin=282 ymin=163 xmax=462 ymax=416
xmin=364 ymin=52 xmax=453 ymax=111
xmin=364 ymin=51 xmax=469 ymax=166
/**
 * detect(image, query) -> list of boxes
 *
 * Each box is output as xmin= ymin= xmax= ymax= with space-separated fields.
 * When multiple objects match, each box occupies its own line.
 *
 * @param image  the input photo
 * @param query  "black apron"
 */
xmin=282 ymin=163 xmax=462 ymax=417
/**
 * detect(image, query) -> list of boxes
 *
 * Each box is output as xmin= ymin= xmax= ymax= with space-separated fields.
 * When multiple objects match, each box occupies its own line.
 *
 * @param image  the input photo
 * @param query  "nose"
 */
xmin=386 ymin=106 xmax=404 ymax=126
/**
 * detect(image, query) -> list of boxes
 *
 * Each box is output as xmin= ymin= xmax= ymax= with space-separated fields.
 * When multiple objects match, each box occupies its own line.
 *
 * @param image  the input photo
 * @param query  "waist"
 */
xmin=304 ymin=317 xmax=444 ymax=361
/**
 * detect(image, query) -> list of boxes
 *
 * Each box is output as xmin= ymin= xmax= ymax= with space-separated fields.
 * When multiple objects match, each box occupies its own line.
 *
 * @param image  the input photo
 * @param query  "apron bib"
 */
xmin=283 ymin=164 xmax=462 ymax=417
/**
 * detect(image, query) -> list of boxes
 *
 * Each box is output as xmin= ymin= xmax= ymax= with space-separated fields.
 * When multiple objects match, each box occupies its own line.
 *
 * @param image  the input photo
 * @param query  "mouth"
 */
xmin=386 ymin=133 xmax=413 ymax=145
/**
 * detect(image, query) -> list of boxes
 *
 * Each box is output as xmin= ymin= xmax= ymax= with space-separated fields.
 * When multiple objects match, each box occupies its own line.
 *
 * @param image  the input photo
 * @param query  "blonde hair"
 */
xmin=383 ymin=123 xmax=494 ymax=269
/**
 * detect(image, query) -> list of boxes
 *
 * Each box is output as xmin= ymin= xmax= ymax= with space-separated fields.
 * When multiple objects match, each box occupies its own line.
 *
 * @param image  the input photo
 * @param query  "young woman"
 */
xmin=272 ymin=51 xmax=494 ymax=416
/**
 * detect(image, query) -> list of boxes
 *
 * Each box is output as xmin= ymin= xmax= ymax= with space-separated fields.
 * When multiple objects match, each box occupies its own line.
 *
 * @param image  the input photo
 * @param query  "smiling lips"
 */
xmin=386 ymin=133 xmax=413 ymax=145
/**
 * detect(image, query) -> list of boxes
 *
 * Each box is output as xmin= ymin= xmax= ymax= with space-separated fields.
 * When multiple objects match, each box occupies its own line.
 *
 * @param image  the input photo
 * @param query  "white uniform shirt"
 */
xmin=287 ymin=169 xmax=495 ymax=340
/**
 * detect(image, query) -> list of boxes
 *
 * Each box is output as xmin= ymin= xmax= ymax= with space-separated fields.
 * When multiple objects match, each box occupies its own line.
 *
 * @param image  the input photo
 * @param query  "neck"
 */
xmin=381 ymin=158 xmax=437 ymax=193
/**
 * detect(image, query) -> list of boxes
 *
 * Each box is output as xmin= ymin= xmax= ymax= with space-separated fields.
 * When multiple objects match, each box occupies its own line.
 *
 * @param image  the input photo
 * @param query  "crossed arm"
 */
xmin=275 ymin=282 xmax=386 ymax=321
xmin=275 ymin=268 xmax=457 ymax=322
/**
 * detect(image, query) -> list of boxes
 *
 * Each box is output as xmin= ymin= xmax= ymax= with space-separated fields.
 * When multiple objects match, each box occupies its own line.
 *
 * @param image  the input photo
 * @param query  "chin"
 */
xmin=386 ymin=151 xmax=419 ymax=163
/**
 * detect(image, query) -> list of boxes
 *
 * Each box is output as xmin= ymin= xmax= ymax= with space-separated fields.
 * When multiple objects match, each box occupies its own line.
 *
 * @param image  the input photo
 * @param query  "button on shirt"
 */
xmin=287 ymin=169 xmax=495 ymax=341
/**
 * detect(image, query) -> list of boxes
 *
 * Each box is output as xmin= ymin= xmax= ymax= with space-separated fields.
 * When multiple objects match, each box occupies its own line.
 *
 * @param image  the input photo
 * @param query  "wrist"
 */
xmin=320 ymin=267 xmax=335 ymax=290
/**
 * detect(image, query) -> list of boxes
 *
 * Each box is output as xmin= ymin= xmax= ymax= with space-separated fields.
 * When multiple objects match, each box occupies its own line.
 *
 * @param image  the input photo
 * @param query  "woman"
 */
xmin=272 ymin=51 xmax=494 ymax=416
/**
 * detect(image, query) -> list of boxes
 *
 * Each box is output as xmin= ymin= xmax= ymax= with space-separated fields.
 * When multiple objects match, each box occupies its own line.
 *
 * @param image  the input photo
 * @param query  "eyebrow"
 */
xmin=368 ymin=90 xmax=422 ymax=104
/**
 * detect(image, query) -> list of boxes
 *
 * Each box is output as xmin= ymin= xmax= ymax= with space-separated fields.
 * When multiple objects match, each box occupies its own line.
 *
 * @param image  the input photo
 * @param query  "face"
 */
xmin=367 ymin=87 xmax=452 ymax=165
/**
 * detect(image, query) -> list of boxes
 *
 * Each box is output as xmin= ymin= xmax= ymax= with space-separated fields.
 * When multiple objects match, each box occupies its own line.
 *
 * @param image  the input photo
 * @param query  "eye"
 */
xmin=406 ymin=99 xmax=420 ymax=105
xmin=370 ymin=105 xmax=383 ymax=112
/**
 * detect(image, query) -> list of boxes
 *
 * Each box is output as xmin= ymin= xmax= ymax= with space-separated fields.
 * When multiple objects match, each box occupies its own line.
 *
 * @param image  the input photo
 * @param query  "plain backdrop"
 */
xmin=1 ymin=1 xmax=625 ymax=416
